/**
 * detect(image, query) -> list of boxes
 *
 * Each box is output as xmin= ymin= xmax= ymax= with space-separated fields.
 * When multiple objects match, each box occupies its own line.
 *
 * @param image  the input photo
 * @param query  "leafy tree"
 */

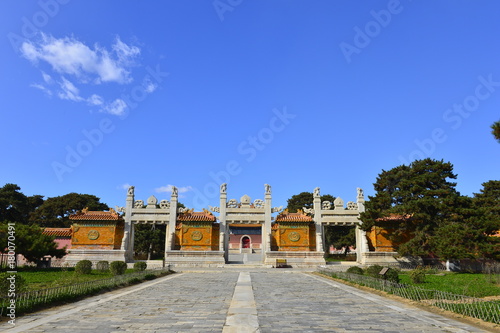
xmin=325 ymin=226 xmax=355 ymax=252
xmin=133 ymin=202 xmax=185 ymax=260
xmin=30 ymin=193 xmax=108 ymax=227
xmin=286 ymin=192 xmax=335 ymax=212
xmin=360 ymin=159 xmax=462 ymax=257
xmin=0 ymin=184 xmax=44 ymax=224
xmin=470 ymin=180 xmax=500 ymax=259
xmin=491 ymin=120 xmax=500 ymax=143
xmin=0 ymin=222 xmax=66 ymax=263
xmin=133 ymin=224 xmax=166 ymax=260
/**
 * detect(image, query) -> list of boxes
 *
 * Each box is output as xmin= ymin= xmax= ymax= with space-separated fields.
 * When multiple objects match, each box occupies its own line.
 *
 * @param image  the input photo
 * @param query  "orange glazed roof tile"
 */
xmin=275 ymin=211 xmax=312 ymax=222
xmin=69 ymin=208 xmax=121 ymax=221
xmin=42 ymin=228 xmax=72 ymax=237
xmin=177 ymin=211 xmax=216 ymax=222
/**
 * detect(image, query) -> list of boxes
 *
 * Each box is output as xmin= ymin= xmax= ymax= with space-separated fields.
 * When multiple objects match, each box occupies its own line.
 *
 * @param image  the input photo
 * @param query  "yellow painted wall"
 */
xmin=72 ymin=222 xmax=124 ymax=250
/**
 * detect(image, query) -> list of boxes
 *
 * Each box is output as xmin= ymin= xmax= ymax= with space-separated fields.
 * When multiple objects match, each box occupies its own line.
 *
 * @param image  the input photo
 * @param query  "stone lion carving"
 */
xmin=357 ymin=187 xmax=364 ymax=197
xmin=347 ymin=201 xmax=358 ymax=210
xmin=134 ymin=200 xmax=144 ymax=208
xmin=265 ymin=184 xmax=271 ymax=194
xmin=227 ymin=199 xmax=238 ymax=208
xmin=159 ymin=200 xmax=170 ymax=209
xmin=128 ymin=186 xmax=135 ymax=196
xmin=253 ymin=199 xmax=264 ymax=208
xmin=171 ymin=186 xmax=178 ymax=196
xmin=313 ymin=187 xmax=320 ymax=198
xmin=322 ymin=201 xmax=332 ymax=210
xmin=220 ymin=183 xmax=227 ymax=193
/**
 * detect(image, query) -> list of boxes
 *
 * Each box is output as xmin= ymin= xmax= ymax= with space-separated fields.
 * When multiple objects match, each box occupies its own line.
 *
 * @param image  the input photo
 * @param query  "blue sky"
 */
xmin=1 ymin=0 xmax=499 ymax=211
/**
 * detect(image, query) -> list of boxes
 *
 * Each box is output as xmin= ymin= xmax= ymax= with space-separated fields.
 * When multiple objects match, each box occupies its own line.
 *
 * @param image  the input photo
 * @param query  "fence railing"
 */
xmin=0 ymin=267 xmax=171 ymax=317
xmin=318 ymin=269 xmax=500 ymax=325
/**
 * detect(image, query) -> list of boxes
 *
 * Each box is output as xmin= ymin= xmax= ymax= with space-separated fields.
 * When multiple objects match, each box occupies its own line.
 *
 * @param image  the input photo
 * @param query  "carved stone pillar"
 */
xmin=313 ymin=187 xmax=323 ymax=252
xmin=219 ymin=183 xmax=228 ymax=262
xmin=263 ymin=184 xmax=272 ymax=262
xmin=167 ymin=187 xmax=178 ymax=252
xmin=124 ymin=186 xmax=134 ymax=261
xmin=356 ymin=187 xmax=369 ymax=263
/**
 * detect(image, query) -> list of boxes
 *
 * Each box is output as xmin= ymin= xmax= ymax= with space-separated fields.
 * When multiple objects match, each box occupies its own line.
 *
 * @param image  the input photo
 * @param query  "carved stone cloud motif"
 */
xmin=322 ymin=201 xmax=332 ymax=210
xmin=227 ymin=199 xmax=238 ymax=208
xmin=346 ymin=201 xmax=358 ymax=210
xmin=253 ymin=199 xmax=264 ymax=208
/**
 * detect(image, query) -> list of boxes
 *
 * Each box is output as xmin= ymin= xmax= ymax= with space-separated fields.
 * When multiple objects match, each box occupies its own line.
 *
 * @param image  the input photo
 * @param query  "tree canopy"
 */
xmin=360 ymin=159 xmax=499 ymax=259
xmin=492 ymin=120 xmax=500 ymax=143
xmin=0 ymin=184 xmax=43 ymax=224
xmin=286 ymin=192 xmax=335 ymax=212
xmin=0 ymin=222 xmax=66 ymax=263
xmin=30 ymin=192 xmax=108 ymax=227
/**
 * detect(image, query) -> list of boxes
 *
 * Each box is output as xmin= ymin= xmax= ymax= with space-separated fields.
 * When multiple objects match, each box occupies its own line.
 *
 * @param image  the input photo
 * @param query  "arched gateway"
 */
xmin=120 ymin=184 xmax=371 ymax=267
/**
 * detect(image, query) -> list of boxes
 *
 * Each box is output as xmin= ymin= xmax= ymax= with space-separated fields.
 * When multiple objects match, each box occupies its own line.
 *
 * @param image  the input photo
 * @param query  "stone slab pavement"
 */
xmin=0 ymin=269 xmax=493 ymax=332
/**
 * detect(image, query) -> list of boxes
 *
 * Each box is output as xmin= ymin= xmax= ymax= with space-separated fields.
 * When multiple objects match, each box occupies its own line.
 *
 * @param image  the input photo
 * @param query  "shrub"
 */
xmin=365 ymin=265 xmax=384 ymax=279
xmin=134 ymin=261 xmax=147 ymax=271
xmin=410 ymin=267 xmax=426 ymax=284
xmin=75 ymin=260 xmax=92 ymax=275
xmin=144 ymin=274 xmax=157 ymax=280
xmin=96 ymin=261 xmax=109 ymax=272
xmin=0 ymin=272 xmax=27 ymax=294
xmin=346 ymin=266 xmax=364 ymax=275
xmin=110 ymin=261 xmax=127 ymax=276
xmin=128 ymin=277 xmax=141 ymax=284
xmin=384 ymin=268 xmax=400 ymax=283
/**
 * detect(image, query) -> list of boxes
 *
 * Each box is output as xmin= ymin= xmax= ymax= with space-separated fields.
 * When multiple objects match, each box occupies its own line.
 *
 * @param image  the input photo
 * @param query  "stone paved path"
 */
xmin=0 ymin=270 xmax=491 ymax=332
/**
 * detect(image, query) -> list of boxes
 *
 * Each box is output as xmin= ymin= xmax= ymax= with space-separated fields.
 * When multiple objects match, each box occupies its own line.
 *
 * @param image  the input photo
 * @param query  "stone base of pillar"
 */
xmin=360 ymin=251 xmax=399 ymax=265
xmin=165 ymin=250 xmax=225 ymax=268
xmin=65 ymin=249 xmax=127 ymax=266
xmin=264 ymin=251 xmax=326 ymax=267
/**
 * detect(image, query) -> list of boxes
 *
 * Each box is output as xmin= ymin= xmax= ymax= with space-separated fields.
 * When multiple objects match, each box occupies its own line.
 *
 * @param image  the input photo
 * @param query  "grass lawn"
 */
xmin=398 ymin=271 xmax=500 ymax=298
xmin=17 ymin=268 xmax=136 ymax=291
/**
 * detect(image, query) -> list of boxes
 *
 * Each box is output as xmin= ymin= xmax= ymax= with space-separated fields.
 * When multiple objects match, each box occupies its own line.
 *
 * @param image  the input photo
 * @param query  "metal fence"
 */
xmin=1 ymin=267 xmax=171 ymax=317
xmin=318 ymin=269 xmax=500 ymax=325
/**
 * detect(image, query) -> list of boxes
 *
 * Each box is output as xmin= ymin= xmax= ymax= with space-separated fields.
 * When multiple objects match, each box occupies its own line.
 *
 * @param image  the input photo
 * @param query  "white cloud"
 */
xmin=57 ymin=77 xmax=83 ymax=102
xmin=113 ymin=37 xmax=140 ymax=65
xmin=155 ymin=185 xmax=193 ymax=194
xmin=41 ymin=71 xmax=53 ymax=84
xmin=30 ymin=83 xmax=52 ymax=96
xmin=102 ymin=98 xmax=127 ymax=116
xmin=20 ymin=33 xmax=140 ymax=84
xmin=143 ymin=77 xmax=157 ymax=93
xmin=20 ymin=33 xmax=163 ymax=117
xmin=87 ymin=94 xmax=104 ymax=106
